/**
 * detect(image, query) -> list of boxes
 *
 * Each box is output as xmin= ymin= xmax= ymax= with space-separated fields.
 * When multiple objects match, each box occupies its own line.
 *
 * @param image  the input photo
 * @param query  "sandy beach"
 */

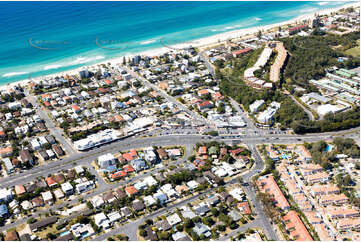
xmin=2 ymin=1 xmax=358 ymax=91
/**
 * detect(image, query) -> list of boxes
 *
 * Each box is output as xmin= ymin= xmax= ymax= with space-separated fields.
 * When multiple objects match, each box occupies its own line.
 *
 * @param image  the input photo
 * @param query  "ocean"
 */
xmin=0 ymin=1 xmax=351 ymax=84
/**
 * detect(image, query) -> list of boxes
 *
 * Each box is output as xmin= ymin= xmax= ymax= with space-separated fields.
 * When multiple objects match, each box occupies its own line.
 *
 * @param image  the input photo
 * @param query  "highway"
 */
xmin=1 ymin=127 xmax=358 ymax=189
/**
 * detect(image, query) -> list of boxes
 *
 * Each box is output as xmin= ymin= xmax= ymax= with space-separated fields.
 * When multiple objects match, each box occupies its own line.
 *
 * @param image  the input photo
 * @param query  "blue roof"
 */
xmin=105 ymin=165 xmax=118 ymax=173
xmin=0 ymin=204 xmax=8 ymax=217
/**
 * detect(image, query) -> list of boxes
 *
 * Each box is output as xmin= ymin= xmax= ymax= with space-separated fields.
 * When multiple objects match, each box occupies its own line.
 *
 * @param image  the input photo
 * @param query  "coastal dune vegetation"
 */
xmin=217 ymin=31 xmax=360 ymax=134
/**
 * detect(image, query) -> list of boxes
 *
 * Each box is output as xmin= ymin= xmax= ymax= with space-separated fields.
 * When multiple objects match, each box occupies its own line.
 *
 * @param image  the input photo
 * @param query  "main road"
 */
xmin=0 ymin=127 xmax=358 ymax=188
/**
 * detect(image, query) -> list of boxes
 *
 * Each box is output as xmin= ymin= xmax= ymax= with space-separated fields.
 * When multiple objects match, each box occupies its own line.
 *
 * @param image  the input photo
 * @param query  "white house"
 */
xmin=91 ymin=195 xmax=105 ymax=208
xmin=0 ymin=188 xmax=13 ymax=203
xmin=144 ymin=195 xmax=156 ymax=206
xmin=166 ymin=213 xmax=182 ymax=226
xmin=107 ymin=211 xmax=122 ymax=223
xmin=143 ymin=176 xmax=158 ymax=187
xmin=186 ymin=180 xmax=199 ymax=190
xmin=94 ymin=213 xmax=110 ymax=229
xmin=61 ymin=182 xmax=74 ymax=195
xmin=98 ymin=153 xmax=116 ymax=170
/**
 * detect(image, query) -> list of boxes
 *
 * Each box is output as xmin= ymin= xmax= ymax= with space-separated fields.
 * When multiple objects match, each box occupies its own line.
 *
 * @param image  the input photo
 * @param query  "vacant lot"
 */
xmin=345 ymin=39 xmax=360 ymax=57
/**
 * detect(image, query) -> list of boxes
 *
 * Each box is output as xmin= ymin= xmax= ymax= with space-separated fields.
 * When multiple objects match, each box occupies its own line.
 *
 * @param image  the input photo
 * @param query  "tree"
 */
xmin=157 ymin=231 xmax=171 ymax=240
xmin=46 ymin=233 xmax=56 ymax=240
xmin=139 ymin=229 xmax=147 ymax=237
xmin=116 ymin=234 xmax=129 ymax=241
xmin=145 ymin=219 xmax=153 ymax=225
xmin=211 ymin=208 xmax=219 ymax=216
xmin=202 ymin=217 xmax=215 ymax=226
xmin=216 ymin=224 xmax=226 ymax=232
xmin=86 ymin=201 xmax=94 ymax=209
xmin=257 ymin=30 xmax=262 ymax=39
xmin=192 ymin=216 xmax=201 ymax=224
xmin=229 ymin=222 xmax=239 ymax=230
xmin=27 ymin=218 xmax=36 ymax=224
xmin=184 ymin=218 xmax=194 ymax=229
xmin=176 ymin=224 xmax=184 ymax=231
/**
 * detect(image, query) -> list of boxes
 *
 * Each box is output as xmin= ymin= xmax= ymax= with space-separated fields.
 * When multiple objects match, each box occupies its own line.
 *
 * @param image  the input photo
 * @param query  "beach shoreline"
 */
xmin=2 ymin=1 xmax=358 ymax=90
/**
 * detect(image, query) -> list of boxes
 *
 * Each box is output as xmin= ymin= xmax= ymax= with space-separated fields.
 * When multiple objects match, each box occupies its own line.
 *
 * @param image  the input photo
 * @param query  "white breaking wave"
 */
xmin=255 ymin=17 xmax=262 ymax=21
xmin=317 ymin=1 xmax=341 ymax=6
xmin=317 ymin=2 xmax=330 ymax=6
xmin=300 ymin=8 xmax=318 ymax=13
xmin=70 ymin=55 xmax=105 ymax=65
xmin=140 ymin=39 xmax=157 ymax=45
xmin=2 ymin=71 xmax=29 ymax=77
xmin=43 ymin=64 xmax=63 ymax=70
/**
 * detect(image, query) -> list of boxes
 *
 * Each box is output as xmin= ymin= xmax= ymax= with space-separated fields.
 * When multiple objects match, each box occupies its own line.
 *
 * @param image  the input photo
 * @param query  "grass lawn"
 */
xmin=35 ymin=223 xmax=58 ymax=240
xmin=345 ymin=40 xmax=360 ymax=57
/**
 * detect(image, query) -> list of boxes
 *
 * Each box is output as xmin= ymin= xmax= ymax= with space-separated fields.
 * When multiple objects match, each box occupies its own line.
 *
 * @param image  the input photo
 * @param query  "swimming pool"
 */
xmin=59 ymin=231 xmax=70 ymax=237
xmin=325 ymin=145 xmax=333 ymax=152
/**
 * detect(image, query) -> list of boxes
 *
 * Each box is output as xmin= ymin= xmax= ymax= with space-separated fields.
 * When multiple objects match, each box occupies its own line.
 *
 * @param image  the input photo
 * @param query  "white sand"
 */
xmin=2 ymin=2 xmax=358 ymax=91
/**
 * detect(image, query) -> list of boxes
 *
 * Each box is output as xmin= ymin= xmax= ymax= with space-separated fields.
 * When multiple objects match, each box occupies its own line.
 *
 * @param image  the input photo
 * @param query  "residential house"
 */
xmin=0 ymin=188 xmax=13 ymax=203
xmin=156 ymin=220 xmax=172 ymax=231
xmin=0 ymin=204 xmax=9 ymax=218
xmin=5 ymin=230 xmax=19 ymax=241
xmin=132 ymin=199 xmax=145 ymax=212
xmin=94 ymin=213 xmax=110 ymax=229
xmin=130 ymin=158 xmax=147 ymax=172
xmin=193 ymin=223 xmax=211 ymax=238
xmin=61 ymin=182 xmax=74 ymax=195
xmin=125 ymin=186 xmax=138 ymax=197
xmin=14 ymin=185 xmax=26 ymax=196
xmin=41 ymin=191 xmax=54 ymax=205
xmin=31 ymin=197 xmax=44 ymax=207
xmin=29 ymin=216 xmax=57 ymax=232
xmin=166 ymin=213 xmax=182 ymax=226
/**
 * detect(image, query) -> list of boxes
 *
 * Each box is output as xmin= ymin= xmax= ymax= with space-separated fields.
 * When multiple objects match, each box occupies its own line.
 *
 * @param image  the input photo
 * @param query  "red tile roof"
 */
xmin=229 ymin=148 xmax=244 ymax=156
xmin=232 ymin=48 xmax=252 ymax=56
xmin=198 ymin=146 xmax=207 ymax=155
xmin=257 ymin=175 xmax=290 ymax=210
xmin=283 ymin=210 xmax=313 ymax=241
xmin=123 ymin=165 xmax=135 ymax=173
xmin=104 ymin=79 xmax=113 ymax=85
xmin=15 ymin=185 xmax=26 ymax=195
xmin=125 ymin=186 xmax=138 ymax=196
xmin=45 ymin=177 xmax=57 ymax=187
xmin=237 ymin=202 xmax=252 ymax=215
xmin=72 ymin=105 xmax=80 ymax=111
xmin=110 ymin=171 xmax=127 ymax=180
xmin=289 ymin=24 xmax=308 ymax=32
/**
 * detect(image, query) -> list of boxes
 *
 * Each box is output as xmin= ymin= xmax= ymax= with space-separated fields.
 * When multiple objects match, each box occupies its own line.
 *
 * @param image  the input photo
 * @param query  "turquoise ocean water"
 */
xmin=0 ymin=1 xmax=352 ymax=84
